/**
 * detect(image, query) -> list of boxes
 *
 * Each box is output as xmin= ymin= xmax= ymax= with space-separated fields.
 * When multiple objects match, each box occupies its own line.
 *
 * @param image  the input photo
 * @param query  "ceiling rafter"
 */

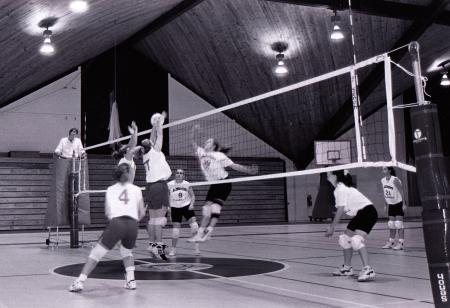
xmin=264 ymin=0 xmax=450 ymax=27
xmin=295 ymin=0 xmax=450 ymax=169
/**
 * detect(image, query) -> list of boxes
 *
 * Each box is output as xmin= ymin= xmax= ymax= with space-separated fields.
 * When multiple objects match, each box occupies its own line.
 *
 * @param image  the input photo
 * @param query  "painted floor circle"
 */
xmin=53 ymin=257 xmax=285 ymax=280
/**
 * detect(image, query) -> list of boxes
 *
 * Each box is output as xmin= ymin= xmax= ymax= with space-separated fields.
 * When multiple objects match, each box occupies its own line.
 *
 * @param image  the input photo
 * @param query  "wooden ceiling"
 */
xmin=1 ymin=0 xmax=449 ymax=167
xmin=0 ymin=0 xmax=183 ymax=108
xmin=134 ymin=0 xmax=450 ymax=167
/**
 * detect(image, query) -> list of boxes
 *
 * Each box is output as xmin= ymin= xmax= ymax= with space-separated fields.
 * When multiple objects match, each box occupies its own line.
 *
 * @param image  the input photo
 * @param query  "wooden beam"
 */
xmin=264 ymin=0 xmax=450 ymax=27
xmin=295 ymin=0 xmax=450 ymax=169
xmin=121 ymin=0 xmax=205 ymax=47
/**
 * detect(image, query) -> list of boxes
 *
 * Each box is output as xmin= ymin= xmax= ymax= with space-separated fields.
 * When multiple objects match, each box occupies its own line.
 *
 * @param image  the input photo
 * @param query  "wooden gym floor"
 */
xmin=0 ymin=221 xmax=433 ymax=308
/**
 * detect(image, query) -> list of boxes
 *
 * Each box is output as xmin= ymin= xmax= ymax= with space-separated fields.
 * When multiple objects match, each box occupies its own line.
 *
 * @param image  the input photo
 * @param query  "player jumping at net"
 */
xmin=141 ymin=111 xmax=172 ymax=260
xmin=381 ymin=167 xmax=407 ymax=250
xmin=325 ymin=170 xmax=378 ymax=282
xmin=188 ymin=125 xmax=258 ymax=242
xmin=168 ymin=169 xmax=200 ymax=257
xmin=112 ymin=121 xmax=139 ymax=183
xmin=69 ymin=163 xmax=147 ymax=292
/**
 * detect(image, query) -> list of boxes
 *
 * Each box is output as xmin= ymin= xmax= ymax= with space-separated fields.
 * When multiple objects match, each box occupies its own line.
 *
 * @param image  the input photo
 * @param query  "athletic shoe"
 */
xmin=168 ymin=248 xmax=176 ymax=257
xmin=198 ymin=230 xmax=212 ymax=242
xmin=357 ymin=266 xmax=376 ymax=282
xmin=147 ymin=244 xmax=162 ymax=260
xmin=156 ymin=243 xmax=168 ymax=261
xmin=381 ymin=241 xmax=395 ymax=249
xmin=332 ymin=265 xmax=354 ymax=276
xmin=124 ymin=280 xmax=136 ymax=290
xmin=188 ymin=233 xmax=203 ymax=243
xmin=69 ymin=280 xmax=84 ymax=292
xmin=393 ymin=242 xmax=404 ymax=250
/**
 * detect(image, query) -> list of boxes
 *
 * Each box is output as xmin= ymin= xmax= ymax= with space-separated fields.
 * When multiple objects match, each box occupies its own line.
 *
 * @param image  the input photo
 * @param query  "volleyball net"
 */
xmin=76 ymin=47 xmax=420 ymax=198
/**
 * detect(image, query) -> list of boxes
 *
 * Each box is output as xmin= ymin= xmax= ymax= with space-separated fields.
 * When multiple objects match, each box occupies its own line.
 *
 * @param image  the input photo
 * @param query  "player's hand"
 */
xmin=189 ymin=204 xmax=194 ymax=210
xmin=161 ymin=111 xmax=167 ymax=119
xmin=248 ymin=165 xmax=259 ymax=175
xmin=325 ymin=226 xmax=334 ymax=237
xmin=193 ymin=124 xmax=201 ymax=131
xmin=402 ymin=204 xmax=407 ymax=213
xmin=128 ymin=121 xmax=137 ymax=134
xmin=384 ymin=205 xmax=387 ymax=213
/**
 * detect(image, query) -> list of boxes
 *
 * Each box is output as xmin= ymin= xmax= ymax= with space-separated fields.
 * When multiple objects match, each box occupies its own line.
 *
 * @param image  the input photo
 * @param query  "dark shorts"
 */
xmin=388 ymin=202 xmax=404 ymax=217
xmin=171 ymin=205 xmax=195 ymax=223
xmin=100 ymin=216 xmax=138 ymax=250
xmin=206 ymin=182 xmax=232 ymax=206
xmin=347 ymin=204 xmax=378 ymax=234
xmin=145 ymin=181 xmax=170 ymax=210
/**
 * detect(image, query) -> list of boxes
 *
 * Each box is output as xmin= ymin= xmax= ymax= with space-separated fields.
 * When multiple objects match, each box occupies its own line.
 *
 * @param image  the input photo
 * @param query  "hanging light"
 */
xmin=330 ymin=11 xmax=344 ymax=41
xmin=441 ymin=72 xmax=450 ymax=87
xmin=39 ymin=28 xmax=55 ymax=55
xmin=70 ymin=0 xmax=89 ymax=13
xmin=275 ymin=53 xmax=288 ymax=75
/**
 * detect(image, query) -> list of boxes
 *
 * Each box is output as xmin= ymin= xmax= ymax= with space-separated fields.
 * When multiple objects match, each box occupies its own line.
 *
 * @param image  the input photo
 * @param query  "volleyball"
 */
xmin=151 ymin=113 xmax=162 ymax=126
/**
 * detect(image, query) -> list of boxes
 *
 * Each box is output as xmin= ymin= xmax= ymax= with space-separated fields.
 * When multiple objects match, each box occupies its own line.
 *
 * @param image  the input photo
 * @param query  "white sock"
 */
xmin=398 ymin=239 xmax=404 ymax=243
xmin=78 ymin=274 xmax=87 ymax=282
xmin=389 ymin=238 xmax=395 ymax=242
xmin=125 ymin=267 xmax=135 ymax=282
xmin=198 ymin=227 xmax=205 ymax=235
xmin=206 ymin=226 xmax=213 ymax=233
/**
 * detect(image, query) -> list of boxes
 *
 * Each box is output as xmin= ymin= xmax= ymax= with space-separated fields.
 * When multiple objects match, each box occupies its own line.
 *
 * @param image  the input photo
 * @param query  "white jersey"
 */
xmin=118 ymin=157 xmax=136 ymax=183
xmin=105 ymin=182 xmax=143 ymax=220
xmin=142 ymin=148 xmax=172 ymax=183
xmin=381 ymin=176 xmax=402 ymax=204
xmin=168 ymin=180 xmax=192 ymax=208
xmin=334 ymin=183 xmax=372 ymax=217
xmin=196 ymin=147 xmax=234 ymax=181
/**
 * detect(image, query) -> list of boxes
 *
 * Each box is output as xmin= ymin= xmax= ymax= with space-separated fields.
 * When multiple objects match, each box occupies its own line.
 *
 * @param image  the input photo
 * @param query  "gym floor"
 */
xmin=0 ymin=221 xmax=432 ymax=308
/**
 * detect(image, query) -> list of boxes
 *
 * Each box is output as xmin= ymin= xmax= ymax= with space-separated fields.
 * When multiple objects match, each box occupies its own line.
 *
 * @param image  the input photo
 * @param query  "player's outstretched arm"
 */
xmin=230 ymin=163 xmax=258 ymax=175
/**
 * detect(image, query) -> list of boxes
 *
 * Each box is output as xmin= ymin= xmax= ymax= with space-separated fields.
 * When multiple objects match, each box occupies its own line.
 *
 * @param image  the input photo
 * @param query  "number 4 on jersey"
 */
xmin=119 ymin=189 xmax=129 ymax=204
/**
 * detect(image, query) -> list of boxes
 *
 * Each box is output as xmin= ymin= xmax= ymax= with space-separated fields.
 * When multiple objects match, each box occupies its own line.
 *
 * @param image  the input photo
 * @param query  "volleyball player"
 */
xmin=69 ymin=163 xmax=146 ymax=292
xmin=141 ymin=112 xmax=172 ymax=260
xmin=325 ymin=170 xmax=378 ymax=282
xmin=112 ymin=121 xmax=139 ymax=183
xmin=167 ymin=169 xmax=200 ymax=256
xmin=188 ymin=125 xmax=258 ymax=242
xmin=381 ymin=167 xmax=407 ymax=250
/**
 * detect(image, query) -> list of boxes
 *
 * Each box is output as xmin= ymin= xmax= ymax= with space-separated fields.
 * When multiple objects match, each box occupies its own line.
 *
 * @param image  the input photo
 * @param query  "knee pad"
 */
xmin=211 ymin=213 xmax=220 ymax=219
xmin=202 ymin=205 xmax=212 ymax=217
xmin=388 ymin=220 xmax=395 ymax=229
xmin=351 ymin=235 xmax=365 ymax=251
xmin=338 ymin=234 xmax=352 ymax=249
xmin=394 ymin=220 xmax=404 ymax=229
xmin=89 ymin=244 xmax=109 ymax=262
xmin=120 ymin=245 xmax=133 ymax=258
xmin=211 ymin=203 xmax=222 ymax=214
xmin=189 ymin=222 xmax=199 ymax=234
xmin=172 ymin=227 xmax=180 ymax=239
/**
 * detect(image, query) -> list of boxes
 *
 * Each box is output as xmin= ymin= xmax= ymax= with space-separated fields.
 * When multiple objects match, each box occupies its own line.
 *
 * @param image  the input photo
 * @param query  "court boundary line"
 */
xmin=134 ymin=258 xmax=378 ymax=308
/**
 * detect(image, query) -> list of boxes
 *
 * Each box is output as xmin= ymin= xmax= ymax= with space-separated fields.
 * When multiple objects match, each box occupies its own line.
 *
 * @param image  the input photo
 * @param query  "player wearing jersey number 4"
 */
xmin=167 ymin=169 xmax=200 ymax=256
xmin=325 ymin=170 xmax=378 ymax=282
xmin=69 ymin=163 xmax=147 ymax=292
xmin=381 ymin=167 xmax=407 ymax=250
xmin=188 ymin=125 xmax=258 ymax=243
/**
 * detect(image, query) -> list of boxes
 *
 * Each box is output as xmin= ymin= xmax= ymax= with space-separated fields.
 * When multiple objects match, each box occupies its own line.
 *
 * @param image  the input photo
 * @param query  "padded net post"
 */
xmin=69 ymin=157 xmax=79 ymax=248
xmin=384 ymin=56 xmax=397 ymax=163
xmin=409 ymin=41 xmax=450 ymax=308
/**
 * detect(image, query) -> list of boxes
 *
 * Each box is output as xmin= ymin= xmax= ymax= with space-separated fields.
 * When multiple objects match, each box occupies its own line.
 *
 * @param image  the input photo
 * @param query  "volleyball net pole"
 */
xmin=69 ymin=156 xmax=80 ymax=248
xmin=409 ymin=41 xmax=450 ymax=308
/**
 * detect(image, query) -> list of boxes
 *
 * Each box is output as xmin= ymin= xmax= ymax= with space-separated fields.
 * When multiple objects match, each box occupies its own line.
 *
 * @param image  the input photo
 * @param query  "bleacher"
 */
xmin=0 ymin=155 xmax=287 ymax=231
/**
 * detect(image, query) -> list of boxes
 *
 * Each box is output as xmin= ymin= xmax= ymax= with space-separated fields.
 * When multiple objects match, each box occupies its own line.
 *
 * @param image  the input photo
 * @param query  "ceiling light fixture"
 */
xmin=275 ymin=53 xmax=288 ymax=75
xmin=330 ymin=11 xmax=344 ymax=41
xmin=69 ymin=0 xmax=89 ymax=13
xmin=439 ymin=61 xmax=450 ymax=87
xmin=39 ymin=28 xmax=55 ymax=55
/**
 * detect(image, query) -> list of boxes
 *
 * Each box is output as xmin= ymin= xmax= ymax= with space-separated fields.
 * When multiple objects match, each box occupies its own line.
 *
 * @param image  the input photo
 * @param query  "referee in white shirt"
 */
xmin=54 ymin=128 xmax=86 ymax=159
